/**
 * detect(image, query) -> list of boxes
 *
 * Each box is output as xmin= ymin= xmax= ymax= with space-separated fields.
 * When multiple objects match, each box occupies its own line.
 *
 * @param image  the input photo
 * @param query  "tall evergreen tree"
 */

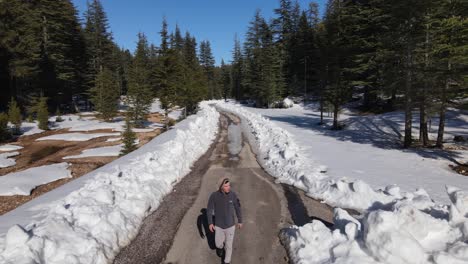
xmin=433 ymin=0 xmax=468 ymax=147
xmin=0 ymin=112 xmax=11 ymax=142
xmin=37 ymin=97 xmax=49 ymax=130
xmin=221 ymin=60 xmax=231 ymax=101
xmin=199 ymin=40 xmax=216 ymax=98
xmin=7 ymin=98 xmax=21 ymax=135
xmin=243 ymin=10 xmax=285 ymax=107
xmin=231 ymin=35 xmax=244 ymax=100
xmin=127 ymin=33 xmax=153 ymax=127
xmin=90 ymin=67 xmax=119 ymax=121
xmin=84 ymin=0 xmax=114 ymax=89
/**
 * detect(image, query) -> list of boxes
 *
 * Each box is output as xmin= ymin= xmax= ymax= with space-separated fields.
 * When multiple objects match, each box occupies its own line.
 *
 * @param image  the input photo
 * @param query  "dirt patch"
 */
xmin=147 ymin=113 xmax=166 ymax=124
xmin=29 ymin=145 xmax=65 ymax=164
xmin=450 ymin=164 xmax=468 ymax=176
xmin=0 ymin=114 xmax=165 ymax=215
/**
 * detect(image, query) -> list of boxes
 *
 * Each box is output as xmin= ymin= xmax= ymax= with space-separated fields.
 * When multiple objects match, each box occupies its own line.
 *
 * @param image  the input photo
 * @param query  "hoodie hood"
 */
xmin=217 ymin=177 xmax=230 ymax=192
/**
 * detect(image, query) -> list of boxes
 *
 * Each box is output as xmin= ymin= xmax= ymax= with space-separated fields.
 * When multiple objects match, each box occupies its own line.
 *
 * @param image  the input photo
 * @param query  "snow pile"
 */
xmin=36 ymin=132 xmax=120 ymax=142
xmin=281 ymin=187 xmax=468 ymax=264
xmin=0 ymin=102 xmax=219 ymax=263
xmin=216 ymin=102 xmax=399 ymax=211
xmin=283 ymin=98 xmax=294 ymax=108
xmin=20 ymin=121 xmax=44 ymax=136
xmin=0 ymin=163 xmax=72 ymax=196
xmin=0 ymin=144 xmax=23 ymax=152
xmin=0 ymin=152 xmax=20 ymax=168
xmin=63 ymin=145 xmax=123 ymax=159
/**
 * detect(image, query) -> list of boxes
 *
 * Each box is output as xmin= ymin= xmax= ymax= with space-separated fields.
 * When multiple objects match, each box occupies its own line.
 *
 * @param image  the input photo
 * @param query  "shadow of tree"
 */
xmin=262 ymin=112 xmax=464 ymax=164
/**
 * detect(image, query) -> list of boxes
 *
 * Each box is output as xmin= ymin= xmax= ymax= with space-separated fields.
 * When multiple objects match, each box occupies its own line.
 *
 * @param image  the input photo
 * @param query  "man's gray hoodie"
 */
xmin=207 ymin=179 xmax=242 ymax=229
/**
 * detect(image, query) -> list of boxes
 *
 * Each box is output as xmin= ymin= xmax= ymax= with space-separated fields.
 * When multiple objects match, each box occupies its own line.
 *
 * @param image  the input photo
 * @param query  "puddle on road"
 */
xmin=227 ymin=124 xmax=242 ymax=157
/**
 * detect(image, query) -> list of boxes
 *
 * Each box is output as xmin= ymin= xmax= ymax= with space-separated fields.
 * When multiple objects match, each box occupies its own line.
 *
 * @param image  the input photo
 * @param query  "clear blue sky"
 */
xmin=72 ymin=0 xmax=326 ymax=65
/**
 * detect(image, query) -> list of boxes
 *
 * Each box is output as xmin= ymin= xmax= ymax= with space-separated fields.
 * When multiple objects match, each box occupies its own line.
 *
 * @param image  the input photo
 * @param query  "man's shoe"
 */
xmin=216 ymin=248 xmax=223 ymax=257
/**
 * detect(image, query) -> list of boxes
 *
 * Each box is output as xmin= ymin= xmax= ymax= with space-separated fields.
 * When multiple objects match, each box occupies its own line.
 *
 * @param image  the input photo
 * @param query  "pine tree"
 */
xmin=1 ymin=0 xmax=42 ymax=102
xmin=323 ymin=0 xmax=354 ymax=129
xmin=273 ymin=0 xmax=295 ymax=96
xmin=160 ymin=17 xmax=169 ymax=55
xmin=231 ymin=35 xmax=244 ymax=100
xmin=181 ymin=33 xmax=208 ymax=114
xmin=7 ymin=98 xmax=21 ymax=135
xmin=433 ymin=0 xmax=468 ymax=148
xmin=90 ymin=67 xmax=119 ymax=121
xmin=200 ymin=40 xmax=216 ymax=98
xmin=243 ymin=10 xmax=284 ymax=107
xmin=120 ymin=116 xmax=137 ymax=155
xmin=127 ymin=33 xmax=153 ymax=127
xmin=221 ymin=60 xmax=231 ymax=101
xmin=35 ymin=0 xmax=87 ymax=109
xmin=0 ymin=113 xmax=11 ymax=142
xmin=84 ymin=0 xmax=114 ymax=89
xmin=37 ymin=97 xmax=49 ymax=130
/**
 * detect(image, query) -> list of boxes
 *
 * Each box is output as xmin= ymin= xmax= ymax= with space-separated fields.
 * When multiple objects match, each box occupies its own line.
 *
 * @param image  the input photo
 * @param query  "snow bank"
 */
xmin=0 ymin=152 xmax=19 ymax=169
xmin=0 ymin=102 xmax=219 ymax=264
xmin=0 ymin=163 xmax=72 ymax=196
xmin=281 ymin=189 xmax=468 ymax=264
xmin=215 ymin=101 xmax=398 ymax=211
xmin=0 ymin=144 xmax=23 ymax=152
xmin=36 ymin=132 xmax=120 ymax=142
xmin=283 ymin=98 xmax=294 ymax=108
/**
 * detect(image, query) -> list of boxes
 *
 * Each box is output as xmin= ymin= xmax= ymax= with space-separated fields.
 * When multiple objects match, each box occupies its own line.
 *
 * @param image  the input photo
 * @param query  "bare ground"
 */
xmin=0 ymin=113 xmax=165 ymax=215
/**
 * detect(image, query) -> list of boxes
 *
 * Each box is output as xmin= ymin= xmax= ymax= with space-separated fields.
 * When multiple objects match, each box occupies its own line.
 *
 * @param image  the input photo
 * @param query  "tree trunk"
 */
xmin=333 ymin=103 xmax=339 ymax=130
xmin=320 ymin=98 xmax=324 ymax=125
xmin=404 ymin=44 xmax=413 ymax=148
xmin=419 ymin=23 xmax=430 ymax=147
xmin=419 ymin=101 xmax=429 ymax=146
xmin=319 ymin=81 xmax=324 ymax=125
xmin=436 ymin=79 xmax=448 ymax=148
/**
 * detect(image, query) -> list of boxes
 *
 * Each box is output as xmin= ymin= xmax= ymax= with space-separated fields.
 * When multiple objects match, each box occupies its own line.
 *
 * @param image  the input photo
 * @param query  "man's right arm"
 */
xmin=207 ymin=193 xmax=215 ymax=226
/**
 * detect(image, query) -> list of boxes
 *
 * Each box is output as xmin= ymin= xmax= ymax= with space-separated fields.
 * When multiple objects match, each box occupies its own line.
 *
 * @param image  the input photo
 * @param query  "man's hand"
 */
xmin=209 ymin=224 xmax=215 ymax=232
xmin=237 ymin=223 xmax=243 ymax=229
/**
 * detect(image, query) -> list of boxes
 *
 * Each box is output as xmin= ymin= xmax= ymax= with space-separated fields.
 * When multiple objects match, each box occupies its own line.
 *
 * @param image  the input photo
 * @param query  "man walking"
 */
xmin=207 ymin=178 xmax=242 ymax=264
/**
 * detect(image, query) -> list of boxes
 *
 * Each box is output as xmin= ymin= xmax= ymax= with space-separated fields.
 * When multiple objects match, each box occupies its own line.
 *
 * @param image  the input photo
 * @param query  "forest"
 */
xmin=1 ymin=0 xmax=467 ymax=148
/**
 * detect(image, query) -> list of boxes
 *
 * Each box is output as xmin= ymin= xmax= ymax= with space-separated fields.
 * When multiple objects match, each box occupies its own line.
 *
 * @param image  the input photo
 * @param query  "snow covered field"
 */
xmin=15 ymin=98 xmax=170 ymax=137
xmin=63 ymin=145 xmax=123 ymax=159
xmin=0 ymin=163 xmax=71 ymax=196
xmin=241 ymin=104 xmax=468 ymax=205
xmin=0 ymin=152 xmax=19 ymax=169
xmin=0 ymin=144 xmax=23 ymax=152
xmin=62 ymin=140 xmax=139 ymax=159
xmin=36 ymin=132 xmax=120 ymax=142
xmin=0 ymin=102 xmax=219 ymax=264
xmin=215 ymin=101 xmax=468 ymax=264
